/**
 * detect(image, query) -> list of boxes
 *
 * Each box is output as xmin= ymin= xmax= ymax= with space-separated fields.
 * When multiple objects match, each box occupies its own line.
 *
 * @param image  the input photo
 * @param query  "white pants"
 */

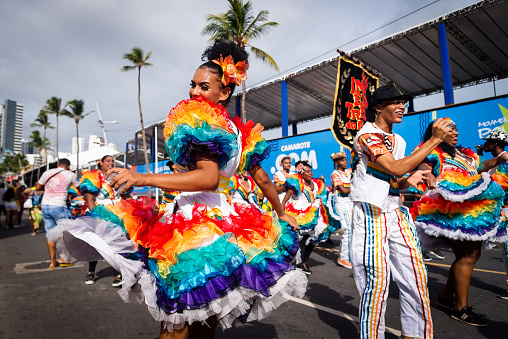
xmin=351 ymin=202 xmax=433 ymax=339
xmin=333 ymin=196 xmax=353 ymax=262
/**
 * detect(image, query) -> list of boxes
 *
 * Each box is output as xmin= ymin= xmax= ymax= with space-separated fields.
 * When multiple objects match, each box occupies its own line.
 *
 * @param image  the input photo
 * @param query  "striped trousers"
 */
xmin=351 ymin=202 xmax=433 ymax=339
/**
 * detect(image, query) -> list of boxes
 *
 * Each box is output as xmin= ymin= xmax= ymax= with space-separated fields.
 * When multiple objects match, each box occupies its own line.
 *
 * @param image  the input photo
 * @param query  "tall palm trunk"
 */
xmin=37 ymin=157 xmax=41 ymax=181
xmin=43 ymin=127 xmax=48 ymax=170
xmin=75 ymin=119 xmax=80 ymax=176
xmin=56 ymin=114 xmax=59 ymax=160
xmin=137 ymin=67 xmax=152 ymax=198
xmin=241 ymin=82 xmax=247 ymax=123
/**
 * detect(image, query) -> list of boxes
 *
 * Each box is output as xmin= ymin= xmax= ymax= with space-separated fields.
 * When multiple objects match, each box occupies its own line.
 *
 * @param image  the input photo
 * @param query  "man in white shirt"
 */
xmin=350 ymin=84 xmax=448 ymax=339
xmin=273 ymin=156 xmax=294 ymax=202
xmin=36 ymin=159 xmax=79 ymax=269
xmin=330 ymin=152 xmax=353 ymax=269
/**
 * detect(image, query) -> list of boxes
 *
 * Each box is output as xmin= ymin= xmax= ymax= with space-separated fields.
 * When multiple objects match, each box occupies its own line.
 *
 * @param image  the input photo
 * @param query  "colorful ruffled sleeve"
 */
xmin=424 ymin=147 xmax=445 ymax=177
xmin=285 ymin=174 xmax=304 ymax=196
xmin=232 ymin=116 xmax=270 ymax=173
xmin=79 ymin=169 xmax=104 ymax=194
xmin=163 ymin=97 xmax=239 ymax=171
xmin=224 ymin=175 xmax=239 ymax=195
xmin=68 ymin=185 xmax=81 ymax=197
xmin=314 ymin=178 xmax=327 ymax=200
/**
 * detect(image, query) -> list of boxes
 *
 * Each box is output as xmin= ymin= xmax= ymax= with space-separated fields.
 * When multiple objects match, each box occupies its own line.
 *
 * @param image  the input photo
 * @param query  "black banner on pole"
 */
xmin=331 ymin=56 xmax=379 ymax=150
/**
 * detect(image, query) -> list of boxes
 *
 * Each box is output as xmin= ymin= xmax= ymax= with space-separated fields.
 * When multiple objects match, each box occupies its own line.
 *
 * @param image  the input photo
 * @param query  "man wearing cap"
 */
xmin=330 ymin=152 xmax=353 ymax=269
xmin=273 ymin=156 xmax=294 ymax=203
xmin=477 ymin=129 xmax=508 ymax=173
xmin=350 ymin=84 xmax=449 ymax=339
xmin=477 ymin=129 xmax=508 ymax=300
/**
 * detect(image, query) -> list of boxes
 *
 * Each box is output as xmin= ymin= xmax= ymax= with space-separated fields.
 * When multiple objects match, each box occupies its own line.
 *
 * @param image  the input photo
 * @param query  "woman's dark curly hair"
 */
xmin=200 ymin=40 xmax=249 ymax=105
xmin=423 ymin=122 xmax=458 ymax=158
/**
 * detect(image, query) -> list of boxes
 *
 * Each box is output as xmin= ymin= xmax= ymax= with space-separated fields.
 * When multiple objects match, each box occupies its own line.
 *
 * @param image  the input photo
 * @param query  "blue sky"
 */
xmin=1 ymin=0 xmax=505 ymax=153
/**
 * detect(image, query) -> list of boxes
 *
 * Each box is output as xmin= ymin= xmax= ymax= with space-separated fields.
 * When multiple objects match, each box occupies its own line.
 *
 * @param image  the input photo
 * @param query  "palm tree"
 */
xmin=122 ymin=47 xmax=153 ymax=197
xmin=2 ymin=153 xmax=29 ymax=173
xmin=29 ymin=130 xmax=51 ymax=180
xmin=61 ymin=99 xmax=93 ymax=175
xmin=30 ymin=110 xmax=55 ymax=169
xmin=202 ymin=0 xmax=280 ymax=122
xmin=44 ymin=97 xmax=63 ymax=160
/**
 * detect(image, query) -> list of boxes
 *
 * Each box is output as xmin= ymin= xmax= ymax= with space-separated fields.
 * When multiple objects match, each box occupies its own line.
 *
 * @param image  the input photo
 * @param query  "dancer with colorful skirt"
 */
xmin=68 ymin=185 xmax=87 ymax=219
xmin=282 ymin=160 xmax=333 ymax=274
xmin=475 ymin=129 xmax=508 ymax=300
xmin=28 ymin=187 xmax=44 ymax=236
xmin=329 ymin=151 xmax=353 ymax=269
xmin=350 ymin=84 xmax=449 ymax=339
xmin=50 ymin=40 xmax=306 ymax=339
xmin=227 ymin=172 xmax=264 ymax=212
xmin=73 ymin=155 xmax=132 ymax=286
xmin=413 ymin=120 xmax=508 ymax=326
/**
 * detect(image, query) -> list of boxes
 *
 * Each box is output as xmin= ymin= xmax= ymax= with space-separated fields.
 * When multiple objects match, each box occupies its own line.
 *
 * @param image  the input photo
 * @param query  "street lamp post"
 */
xmin=95 ymin=102 xmax=119 ymax=149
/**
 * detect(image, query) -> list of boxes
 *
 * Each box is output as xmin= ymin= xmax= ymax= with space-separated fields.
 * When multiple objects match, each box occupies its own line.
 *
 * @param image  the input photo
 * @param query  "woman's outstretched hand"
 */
xmin=278 ymin=212 xmax=299 ymax=230
xmin=106 ymin=168 xmax=144 ymax=192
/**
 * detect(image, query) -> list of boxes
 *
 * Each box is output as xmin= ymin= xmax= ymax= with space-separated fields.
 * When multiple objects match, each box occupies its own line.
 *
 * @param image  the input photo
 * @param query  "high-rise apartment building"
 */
xmin=21 ymin=138 xmax=37 ymax=154
xmin=88 ymin=134 xmax=105 ymax=151
xmin=0 ymin=99 xmax=24 ymax=154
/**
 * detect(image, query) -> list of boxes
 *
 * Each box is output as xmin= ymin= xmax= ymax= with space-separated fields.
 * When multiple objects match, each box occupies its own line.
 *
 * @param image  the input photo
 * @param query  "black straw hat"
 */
xmin=370 ymin=83 xmax=412 ymax=108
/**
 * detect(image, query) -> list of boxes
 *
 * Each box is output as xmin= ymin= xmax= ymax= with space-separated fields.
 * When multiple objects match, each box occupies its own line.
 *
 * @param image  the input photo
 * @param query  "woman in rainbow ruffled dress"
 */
xmin=281 ymin=160 xmax=339 ymax=274
xmin=51 ymin=40 xmax=307 ymax=339
xmin=411 ymin=118 xmax=508 ymax=326
xmin=227 ymin=172 xmax=266 ymax=213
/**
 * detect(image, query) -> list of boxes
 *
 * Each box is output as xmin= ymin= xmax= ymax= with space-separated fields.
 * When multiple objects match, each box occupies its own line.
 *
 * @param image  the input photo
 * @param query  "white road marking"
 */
xmin=289 ymin=296 xmax=402 ymax=337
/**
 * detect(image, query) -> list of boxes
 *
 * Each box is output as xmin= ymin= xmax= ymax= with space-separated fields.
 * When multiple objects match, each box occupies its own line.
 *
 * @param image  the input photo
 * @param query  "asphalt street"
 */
xmin=1 ymin=213 xmax=507 ymax=339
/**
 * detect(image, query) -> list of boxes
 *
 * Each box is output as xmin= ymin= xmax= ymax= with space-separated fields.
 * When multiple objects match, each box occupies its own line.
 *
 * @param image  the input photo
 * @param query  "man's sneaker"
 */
xmin=297 ymin=263 xmax=312 ymax=275
xmin=85 ymin=272 xmax=95 ymax=285
xmin=336 ymin=258 xmax=353 ymax=269
xmin=451 ymin=306 xmax=487 ymax=326
xmin=498 ymin=290 xmax=508 ymax=300
xmin=112 ymin=274 xmax=123 ymax=287
xmin=429 ymin=249 xmax=445 ymax=260
xmin=422 ymin=252 xmax=432 ymax=262
xmin=436 ymin=294 xmax=454 ymax=311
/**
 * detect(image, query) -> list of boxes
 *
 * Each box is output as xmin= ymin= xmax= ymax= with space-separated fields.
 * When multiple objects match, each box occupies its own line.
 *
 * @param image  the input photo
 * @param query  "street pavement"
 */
xmin=1 ymin=213 xmax=507 ymax=339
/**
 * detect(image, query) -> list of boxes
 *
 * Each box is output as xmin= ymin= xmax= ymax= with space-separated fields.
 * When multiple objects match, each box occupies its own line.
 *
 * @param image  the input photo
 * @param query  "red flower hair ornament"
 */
xmin=212 ymin=54 xmax=249 ymax=86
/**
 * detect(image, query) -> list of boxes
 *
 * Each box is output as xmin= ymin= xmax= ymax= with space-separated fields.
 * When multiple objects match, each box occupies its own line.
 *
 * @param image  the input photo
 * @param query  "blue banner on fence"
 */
xmin=131 ymin=160 xmax=173 ymax=195
xmin=262 ymin=130 xmax=350 ymax=186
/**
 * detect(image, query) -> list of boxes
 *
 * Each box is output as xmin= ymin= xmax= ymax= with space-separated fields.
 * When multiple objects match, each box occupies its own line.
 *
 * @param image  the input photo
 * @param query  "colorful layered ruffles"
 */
xmin=231 ymin=116 xmax=270 ymax=174
xmin=50 ymin=196 xmax=306 ymax=331
xmin=162 ymin=190 xmax=180 ymax=204
xmin=284 ymin=174 xmax=337 ymax=242
xmin=80 ymin=169 xmax=133 ymax=199
xmin=413 ymin=146 xmax=508 ymax=243
xmin=79 ymin=169 xmax=105 ymax=195
xmin=68 ymin=185 xmax=87 ymax=218
xmin=49 ymin=96 xmax=306 ymax=332
xmin=163 ymin=97 xmax=239 ymax=171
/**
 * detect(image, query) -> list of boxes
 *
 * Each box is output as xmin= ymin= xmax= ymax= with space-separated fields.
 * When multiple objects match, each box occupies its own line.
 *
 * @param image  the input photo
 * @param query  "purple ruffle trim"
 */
xmin=156 ymin=260 xmax=297 ymax=314
xmin=179 ymin=139 xmax=238 ymax=170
